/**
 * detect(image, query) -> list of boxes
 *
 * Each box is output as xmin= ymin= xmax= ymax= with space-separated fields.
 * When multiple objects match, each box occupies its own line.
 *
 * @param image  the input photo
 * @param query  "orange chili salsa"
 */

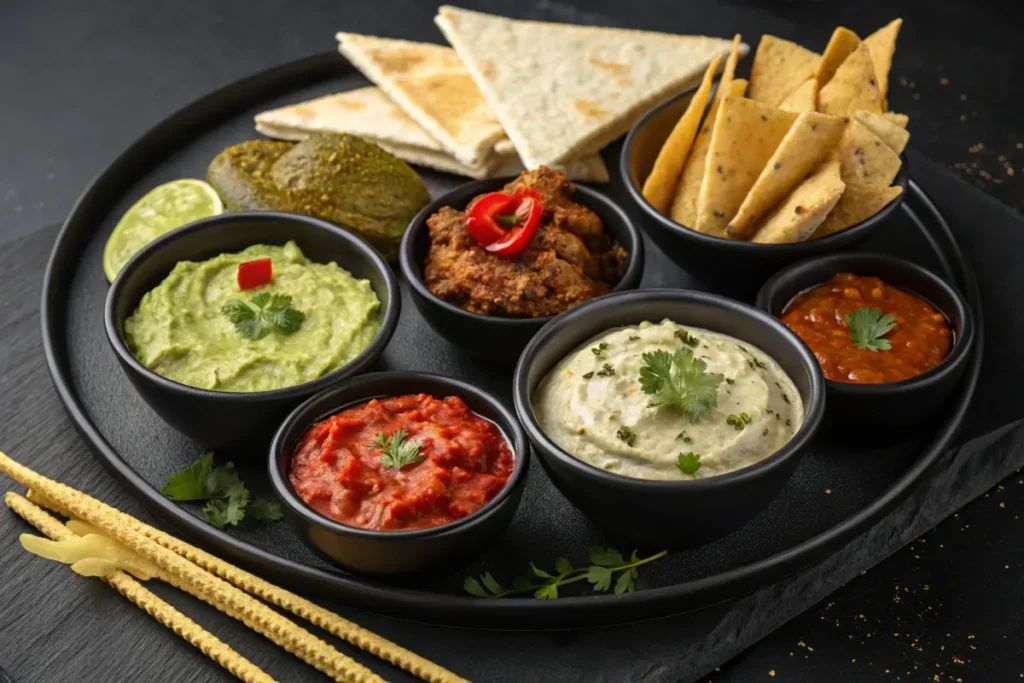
xmin=289 ymin=394 xmax=515 ymax=532
xmin=781 ymin=273 xmax=953 ymax=384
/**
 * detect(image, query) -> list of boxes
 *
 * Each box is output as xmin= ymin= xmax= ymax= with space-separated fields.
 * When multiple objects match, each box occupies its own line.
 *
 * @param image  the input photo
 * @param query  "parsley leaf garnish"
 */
xmin=369 ymin=429 xmax=424 ymax=470
xmin=616 ymin=425 xmax=637 ymax=446
xmin=162 ymin=454 xmax=283 ymax=531
xmin=846 ymin=307 xmax=897 ymax=352
xmin=221 ymin=293 xmax=305 ymax=341
xmin=674 ymin=329 xmax=700 ymax=347
xmin=464 ymin=546 xmax=667 ymax=599
xmin=638 ymin=347 xmax=724 ymax=421
xmin=596 ymin=363 xmax=616 ymax=377
xmin=591 ymin=342 xmax=610 ymax=358
xmin=677 ymin=452 xmax=702 ymax=475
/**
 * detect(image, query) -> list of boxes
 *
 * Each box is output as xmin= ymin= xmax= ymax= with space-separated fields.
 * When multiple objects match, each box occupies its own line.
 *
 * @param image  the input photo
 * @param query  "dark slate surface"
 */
xmin=2 ymin=0 xmax=1024 ymax=681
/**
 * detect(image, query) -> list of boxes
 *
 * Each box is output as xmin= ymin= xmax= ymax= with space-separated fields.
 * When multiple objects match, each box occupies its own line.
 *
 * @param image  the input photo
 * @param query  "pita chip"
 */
xmin=254 ymin=87 xmax=608 ymax=181
xmin=883 ymin=111 xmax=909 ymax=129
xmin=814 ymin=182 xmax=903 ymax=238
xmin=642 ymin=55 xmax=721 ymax=213
xmin=695 ymin=97 xmax=798 ymax=236
xmin=727 ymin=111 xmax=846 ymax=239
xmin=818 ymin=43 xmax=884 ymax=116
xmin=863 ymin=19 xmax=902 ymax=99
xmin=752 ymin=157 xmax=845 ymax=243
xmin=748 ymin=35 xmax=821 ymax=108
xmin=854 ymin=109 xmax=910 ymax=154
xmin=837 ymin=119 xmax=902 ymax=187
xmin=815 ymin=27 xmax=861 ymax=86
xmin=434 ymin=5 xmax=741 ymax=168
xmin=336 ymin=33 xmax=505 ymax=168
xmin=779 ymin=78 xmax=818 ymax=113
xmin=666 ymin=37 xmax=746 ymax=228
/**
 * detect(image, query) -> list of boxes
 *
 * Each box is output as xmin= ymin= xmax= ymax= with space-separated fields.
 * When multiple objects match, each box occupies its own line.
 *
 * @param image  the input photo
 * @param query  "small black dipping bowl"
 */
xmin=105 ymin=211 xmax=400 ymax=450
xmin=269 ymin=371 xmax=529 ymax=575
xmin=621 ymin=88 xmax=908 ymax=297
xmin=399 ymin=177 xmax=644 ymax=363
xmin=513 ymin=289 xmax=825 ymax=549
xmin=755 ymin=252 xmax=975 ymax=426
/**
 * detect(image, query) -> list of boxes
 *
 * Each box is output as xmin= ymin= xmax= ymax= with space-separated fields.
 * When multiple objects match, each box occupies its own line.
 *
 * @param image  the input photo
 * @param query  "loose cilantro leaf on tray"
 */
xmin=250 ymin=498 xmax=285 ymax=524
xmin=463 ymin=546 xmax=667 ymax=599
xmin=638 ymin=347 xmax=724 ymax=421
xmin=221 ymin=292 xmax=305 ymax=341
xmin=160 ymin=452 xmax=215 ymax=501
xmin=162 ymin=454 xmax=283 ymax=532
xmin=846 ymin=306 xmax=897 ymax=352
xmin=203 ymin=483 xmax=249 ymax=530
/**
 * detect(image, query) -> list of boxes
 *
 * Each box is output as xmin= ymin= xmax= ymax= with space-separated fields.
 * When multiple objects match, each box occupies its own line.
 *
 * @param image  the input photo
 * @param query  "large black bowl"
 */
xmin=513 ymin=289 xmax=826 ymax=549
xmin=269 ymin=371 xmax=529 ymax=575
xmin=105 ymin=211 xmax=400 ymax=450
xmin=399 ymin=177 xmax=644 ymax=363
xmin=621 ymin=89 xmax=909 ymax=297
xmin=755 ymin=252 xmax=975 ymax=426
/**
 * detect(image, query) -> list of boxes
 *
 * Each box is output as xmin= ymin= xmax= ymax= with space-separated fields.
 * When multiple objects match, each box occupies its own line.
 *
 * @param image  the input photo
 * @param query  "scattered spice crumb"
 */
xmin=940 ymin=77 xmax=949 ymax=85
xmin=768 ymin=671 xmax=775 ymax=677
xmin=825 ymin=488 xmax=832 ymax=495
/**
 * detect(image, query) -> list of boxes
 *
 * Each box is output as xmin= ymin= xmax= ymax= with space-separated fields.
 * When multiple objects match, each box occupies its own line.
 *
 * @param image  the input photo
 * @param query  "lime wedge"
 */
xmin=103 ymin=179 xmax=224 ymax=282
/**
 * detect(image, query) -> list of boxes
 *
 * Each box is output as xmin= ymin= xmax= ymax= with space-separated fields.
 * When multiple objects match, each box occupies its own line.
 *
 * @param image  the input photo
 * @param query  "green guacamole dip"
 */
xmin=124 ymin=241 xmax=381 ymax=392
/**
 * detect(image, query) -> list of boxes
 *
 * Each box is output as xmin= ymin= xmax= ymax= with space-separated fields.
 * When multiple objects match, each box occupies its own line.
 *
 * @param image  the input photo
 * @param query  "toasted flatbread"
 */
xmin=727 ymin=111 xmax=846 ymax=239
xmin=837 ymin=119 xmax=902 ymax=187
xmin=815 ymin=27 xmax=861 ymax=86
xmin=814 ymin=182 xmax=903 ymax=238
xmin=752 ymin=157 xmax=845 ymax=243
xmin=778 ymin=78 xmax=818 ymax=113
xmin=883 ymin=112 xmax=909 ymax=129
xmin=642 ymin=56 xmax=722 ymax=213
xmin=854 ymin=109 xmax=910 ymax=154
xmin=254 ymin=87 xmax=608 ymax=181
xmin=336 ymin=33 xmax=505 ymax=168
xmin=434 ymin=5 xmax=741 ymax=168
xmin=667 ymin=38 xmax=747 ymax=228
xmin=695 ymin=97 xmax=798 ymax=236
xmin=863 ymin=19 xmax=902 ymax=99
xmin=748 ymin=35 xmax=821 ymax=108
xmin=818 ymin=43 xmax=884 ymax=116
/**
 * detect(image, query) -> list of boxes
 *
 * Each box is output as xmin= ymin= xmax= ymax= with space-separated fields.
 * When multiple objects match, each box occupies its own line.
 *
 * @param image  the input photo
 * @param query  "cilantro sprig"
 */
xmin=846 ymin=307 xmax=897 ymax=352
xmin=369 ymin=429 xmax=424 ymax=470
xmin=221 ymin=293 xmax=305 ymax=341
xmin=677 ymin=452 xmax=702 ymax=475
xmin=464 ymin=546 xmax=667 ymax=599
xmin=161 ymin=453 xmax=283 ymax=530
xmin=638 ymin=347 xmax=724 ymax=421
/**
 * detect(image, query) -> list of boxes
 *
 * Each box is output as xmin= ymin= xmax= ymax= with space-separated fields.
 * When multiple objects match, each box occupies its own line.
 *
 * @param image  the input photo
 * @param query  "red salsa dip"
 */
xmin=289 ymin=394 xmax=515 ymax=531
xmin=781 ymin=273 xmax=953 ymax=384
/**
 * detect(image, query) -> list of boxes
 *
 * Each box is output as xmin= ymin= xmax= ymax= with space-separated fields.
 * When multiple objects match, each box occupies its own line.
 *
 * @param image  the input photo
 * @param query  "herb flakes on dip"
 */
xmin=124 ymin=241 xmax=380 ymax=392
xmin=288 ymin=394 xmax=515 ymax=531
xmin=532 ymin=320 xmax=803 ymax=480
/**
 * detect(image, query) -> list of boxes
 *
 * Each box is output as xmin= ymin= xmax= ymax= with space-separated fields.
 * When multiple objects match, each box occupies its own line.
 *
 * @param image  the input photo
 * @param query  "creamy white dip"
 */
xmin=532 ymin=320 xmax=803 ymax=480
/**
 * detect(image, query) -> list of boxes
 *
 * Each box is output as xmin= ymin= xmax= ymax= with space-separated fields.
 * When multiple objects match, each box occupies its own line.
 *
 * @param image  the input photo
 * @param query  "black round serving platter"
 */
xmin=41 ymin=52 xmax=983 ymax=629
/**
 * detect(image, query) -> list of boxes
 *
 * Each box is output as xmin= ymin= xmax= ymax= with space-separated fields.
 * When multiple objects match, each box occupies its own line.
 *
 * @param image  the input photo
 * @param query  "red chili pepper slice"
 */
xmin=237 ymin=258 xmax=273 ymax=290
xmin=464 ymin=188 xmax=544 ymax=258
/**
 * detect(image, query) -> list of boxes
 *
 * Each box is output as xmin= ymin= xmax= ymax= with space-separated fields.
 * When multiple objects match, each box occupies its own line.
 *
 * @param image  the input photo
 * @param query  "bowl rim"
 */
xmin=512 ymin=288 xmax=827 ymax=492
xmin=267 ymin=370 xmax=530 ymax=541
xmin=754 ymin=251 xmax=976 ymax=395
xmin=398 ymin=175 xmax=645 ymax=327
xmin=619 ymin=88 xmax=909 ymax=252
xmin=103 ymin=210 xmax=401 ymax=402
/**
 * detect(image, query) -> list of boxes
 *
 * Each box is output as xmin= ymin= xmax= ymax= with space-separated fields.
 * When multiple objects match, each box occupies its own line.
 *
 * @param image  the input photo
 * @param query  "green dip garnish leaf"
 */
xmin=846 ymin=306 xmax=897 ymax=351
xmin=616 ymin=425 xmax=637 ymax=447
xmin=221 ymin=292 xmax=306 ymax=341
xmin=638 ymin=347 xmax=724 ymax=422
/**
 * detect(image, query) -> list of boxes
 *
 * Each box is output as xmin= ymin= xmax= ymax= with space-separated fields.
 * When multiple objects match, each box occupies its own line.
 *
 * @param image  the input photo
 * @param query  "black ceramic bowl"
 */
xmin=755 ymin=252 xmax=975 ymax=426
xmin=621 ymin=88 xmax=909 ymax=297
xmin=269 ymin=371 xmax=529 ymax=575
xmin=399 ymin=177 xmax=644 ymax=363
xmin=513 ymin=289 xmax=826 ymax=549
xmin=105 ymin=211 xmax=400 ymax=450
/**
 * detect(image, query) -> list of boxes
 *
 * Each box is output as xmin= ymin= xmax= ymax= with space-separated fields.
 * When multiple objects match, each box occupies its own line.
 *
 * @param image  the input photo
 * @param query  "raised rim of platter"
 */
xmin=40 ymin=52 xmax=983 ymax=630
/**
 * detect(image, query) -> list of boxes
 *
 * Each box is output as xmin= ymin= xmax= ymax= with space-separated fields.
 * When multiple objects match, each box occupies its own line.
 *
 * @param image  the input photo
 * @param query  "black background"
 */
xmin=1 ymin=0 xmax=1023 ymax=681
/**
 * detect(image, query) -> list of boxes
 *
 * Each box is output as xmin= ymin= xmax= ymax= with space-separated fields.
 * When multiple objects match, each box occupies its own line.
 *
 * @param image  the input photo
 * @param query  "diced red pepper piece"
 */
xmin=237 ymin=258 xmax=272 ymax=290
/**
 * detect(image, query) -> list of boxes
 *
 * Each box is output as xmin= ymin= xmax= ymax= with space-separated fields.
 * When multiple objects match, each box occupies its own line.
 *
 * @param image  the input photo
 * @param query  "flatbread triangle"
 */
xmin=434 ymin=5 xmax=741 ymax=168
